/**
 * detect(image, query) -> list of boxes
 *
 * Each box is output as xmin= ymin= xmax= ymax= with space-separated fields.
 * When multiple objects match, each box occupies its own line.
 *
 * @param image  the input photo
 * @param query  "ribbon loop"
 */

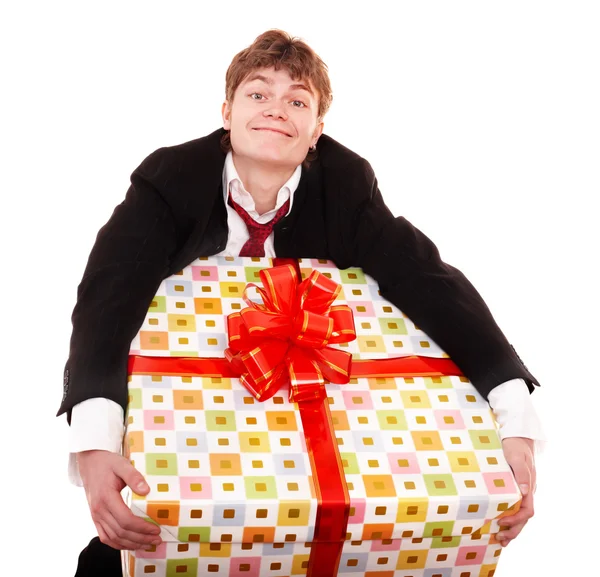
xmin=225 ymin=264 xmax=356 ymax=402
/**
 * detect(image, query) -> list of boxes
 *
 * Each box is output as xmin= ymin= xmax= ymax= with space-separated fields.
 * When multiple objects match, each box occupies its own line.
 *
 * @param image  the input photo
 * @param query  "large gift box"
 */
xmin=122 ymin=257 xmax=521 ymax=577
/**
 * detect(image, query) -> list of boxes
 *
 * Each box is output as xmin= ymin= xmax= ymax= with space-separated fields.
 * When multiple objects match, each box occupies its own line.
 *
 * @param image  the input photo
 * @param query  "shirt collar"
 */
xmin=222 ymin=150 xmax=302 ymax=216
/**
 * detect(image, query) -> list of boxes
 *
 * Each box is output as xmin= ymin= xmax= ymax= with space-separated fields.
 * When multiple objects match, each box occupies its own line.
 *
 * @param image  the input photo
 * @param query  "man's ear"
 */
xmin=222 ymin=101 xmax=232 ymax=130
xmin=312 ymin=121 xmax=325 ymax=146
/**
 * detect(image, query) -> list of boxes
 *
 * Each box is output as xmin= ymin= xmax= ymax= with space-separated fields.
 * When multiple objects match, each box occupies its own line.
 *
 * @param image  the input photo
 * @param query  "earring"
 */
xmin=310 ymin=144 xmax=316 ymax=152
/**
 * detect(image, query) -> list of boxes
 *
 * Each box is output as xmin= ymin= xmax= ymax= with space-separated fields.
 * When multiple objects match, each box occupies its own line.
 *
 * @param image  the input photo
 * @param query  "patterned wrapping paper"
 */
xmin=122 ymin=257 xmax=521 ymax=577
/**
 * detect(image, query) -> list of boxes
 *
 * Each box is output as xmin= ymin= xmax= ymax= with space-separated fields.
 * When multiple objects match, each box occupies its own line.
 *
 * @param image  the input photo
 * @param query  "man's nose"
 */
xmin=263 ymin=102 xmax=288 ymax=120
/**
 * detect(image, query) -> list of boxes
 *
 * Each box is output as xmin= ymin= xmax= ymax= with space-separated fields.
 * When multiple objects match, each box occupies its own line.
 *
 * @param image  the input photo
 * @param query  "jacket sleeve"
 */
xmin=335 ymin=157 xmax=540 ymax=400
xmin=57 ymin=147 xmax=179 ymax=423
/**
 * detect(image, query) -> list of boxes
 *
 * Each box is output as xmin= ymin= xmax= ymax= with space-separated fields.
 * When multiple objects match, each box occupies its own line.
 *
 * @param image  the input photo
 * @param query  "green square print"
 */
xmin=340 ymin=453 xmax=360 ymax=474
xmin=178 ymin=526 xmax=211 ymax=543
xmin=376 ymin=410 xmax=408 ymax=430
xmin=424 ymin=521 xmax=455 ymax=538
xmin=148 ymin=295 xmax=166 ymax=313
xmin=166 ymin=558 xmax=198 ymax=577
xmin=423 ymin=376 xmax=453 ymax=389
xmin=378 ymin=318 xmax=408 ymax=335
xmin=245 ymin=476 xmax=278 ymax=499
xmin=340 ymin=268 xmax=367 ymax=284
xmin=469 ymin=429 xmax=501 ymax=450
xmin=423 ymin=474 xmax=457 ymax=496
xmin=431 ymin=536 xmax=461 ymax=548
xmin=205 ymin=410 xmax=237 ymax=431
xmin=171 ymin=350 xmax=199 ymax=357
xmin=145 ymin=453 xmax=178 ymax=475
xmin=245 ymin=267 xmax=264 ymax=283
xmin=127 ymin=388 xmax=142 ymax=410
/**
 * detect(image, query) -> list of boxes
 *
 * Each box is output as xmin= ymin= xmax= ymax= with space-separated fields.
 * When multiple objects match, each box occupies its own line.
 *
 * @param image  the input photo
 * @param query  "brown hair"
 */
xmin=220 ymin=29 xmax=333 ymax=169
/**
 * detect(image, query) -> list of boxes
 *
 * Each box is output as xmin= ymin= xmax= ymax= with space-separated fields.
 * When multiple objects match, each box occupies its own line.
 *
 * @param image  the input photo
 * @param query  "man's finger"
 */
xmin=497 ymin=491 xmax=534 ymax=541
xmin=98 ymin=517 xmax=143 ymax=551
xmin=497 ymin=520 xmax=527 ymax=542
xmin=508 ymin=458 xmax=531 ymax=495
xmin=113 ymin=457 xmax=150 ymax=496
xmin=105 ymin=490 xmax=162 ymax=537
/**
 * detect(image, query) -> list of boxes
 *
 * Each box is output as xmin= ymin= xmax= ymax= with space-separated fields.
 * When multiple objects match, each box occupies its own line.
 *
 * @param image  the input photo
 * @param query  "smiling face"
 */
xmin=222 ymin=67 xmax=324 ymax=170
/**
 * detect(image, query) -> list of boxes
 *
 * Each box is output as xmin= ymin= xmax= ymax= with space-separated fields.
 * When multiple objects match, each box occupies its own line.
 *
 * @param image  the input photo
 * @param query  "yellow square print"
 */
xmin=277 ymin=501 xmax=311 ymax=526
xmin=167 ymin=314 xmax=196 ymax=332
xmin=199 ymin=543 xmax=232 ymax=557
xmin=239 ymin=432 xmax=271 ymax=453
xmin=363 ymin=475 xmax=396 ymax=497
xmin=400 ymin=390 xmax=431 ymax=409
xmin=357 ymin=335 xmax=386 ymax=353
xmin=448 ymin=451 xmax=480 ymax=473
xmin=396 ymin=498 xmax=428 ymax=523
xmin=411 ymin=430 xmax=443 ymax=451
xmin=396 ymin=549 xmax=429 ymax=570
xmin=291 ymin=554 xmax=310 ymax=574
xmin=201 ymin=377 xmax=232 ymax=390
xmin=219 ymin=282 xmax=246 ymax=298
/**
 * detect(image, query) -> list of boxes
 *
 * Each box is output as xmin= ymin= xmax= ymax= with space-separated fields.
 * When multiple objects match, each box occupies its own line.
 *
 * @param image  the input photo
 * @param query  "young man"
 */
xmin=61 ymin=30 xmax=544 ymax=576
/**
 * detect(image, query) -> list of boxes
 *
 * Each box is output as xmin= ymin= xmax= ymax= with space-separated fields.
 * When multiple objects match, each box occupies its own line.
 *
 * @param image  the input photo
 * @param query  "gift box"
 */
xmin=122 ymin=256 xmax=521 ymax=577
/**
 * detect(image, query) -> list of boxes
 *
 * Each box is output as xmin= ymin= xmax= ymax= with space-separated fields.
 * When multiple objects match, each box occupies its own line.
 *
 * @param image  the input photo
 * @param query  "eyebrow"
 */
xmin=244 ymin=73 xmax=314 ymax=96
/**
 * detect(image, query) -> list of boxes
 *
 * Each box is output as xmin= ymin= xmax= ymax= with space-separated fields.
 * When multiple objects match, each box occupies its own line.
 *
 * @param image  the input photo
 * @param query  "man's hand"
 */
xmin=78 ymin=450 xmax=162 ymax=550
xmin=497 ymin=437 xmax=536 ymax=547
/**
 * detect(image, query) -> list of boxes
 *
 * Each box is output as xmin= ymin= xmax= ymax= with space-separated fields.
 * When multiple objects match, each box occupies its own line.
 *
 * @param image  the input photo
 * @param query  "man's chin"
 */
xmin=240 ymin=149 xmax=299 ymax=167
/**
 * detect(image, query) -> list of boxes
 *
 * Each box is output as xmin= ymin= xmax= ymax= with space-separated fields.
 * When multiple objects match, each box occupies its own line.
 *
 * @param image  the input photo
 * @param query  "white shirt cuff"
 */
xmin=487 ymin=378 xmax=547 ymax=455
xmin=68 ymin=398 xmax=125 ymax=486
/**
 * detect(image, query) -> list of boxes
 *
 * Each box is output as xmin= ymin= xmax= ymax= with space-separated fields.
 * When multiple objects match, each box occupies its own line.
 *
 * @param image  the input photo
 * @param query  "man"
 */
xmin=61 ymin=30 xmax=544 ymax=576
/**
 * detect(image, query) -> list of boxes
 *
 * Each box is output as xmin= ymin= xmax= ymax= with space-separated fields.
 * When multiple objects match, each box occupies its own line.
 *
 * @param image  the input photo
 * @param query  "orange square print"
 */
xmin=173 ymin=390 xmax=203 ymax=410
xmin=266 ymin=411 xmax=298 ymax=431
xmin=209 ymin=453 xmax=242 ymax=475
xmin=194 ymin=298 xmax=223 ymax=315
xmin=126 ymin=431 xmax=144 ymax=454
xmin=411 ymin=431 xmax=443 ymax=451
xmin=363 ymin=475 xmax=396 ymax=497
xmin=330 ymin=410 xmax=350 ymax=430
xmin=362 ymin=523 xmax=394 ymax=540
xmin=146 ymin=502 xmax=179 ymax=526
xmin=243 ymin=526 xmax=276 ymax=544
xmin=139 ymin=331 xmax=169 ymax=351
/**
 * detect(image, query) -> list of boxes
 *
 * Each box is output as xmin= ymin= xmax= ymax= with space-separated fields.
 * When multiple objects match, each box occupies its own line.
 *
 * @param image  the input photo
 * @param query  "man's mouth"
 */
xmin=253 ymin=128 xmax=292 ymax=137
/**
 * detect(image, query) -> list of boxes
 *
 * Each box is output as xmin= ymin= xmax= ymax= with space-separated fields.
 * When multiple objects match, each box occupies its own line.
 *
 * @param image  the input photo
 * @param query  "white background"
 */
xmin=1 ymin=1 xmax=599 ymax=575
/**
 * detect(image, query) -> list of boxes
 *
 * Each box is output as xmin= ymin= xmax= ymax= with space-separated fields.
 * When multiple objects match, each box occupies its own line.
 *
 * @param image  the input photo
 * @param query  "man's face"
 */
xmin=222 ymin=67 xmax=324 ymax=169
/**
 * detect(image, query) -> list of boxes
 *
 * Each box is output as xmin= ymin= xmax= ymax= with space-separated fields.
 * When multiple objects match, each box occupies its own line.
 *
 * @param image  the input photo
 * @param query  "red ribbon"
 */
xmin=128 ymin=263 xmax=463 ymax=576
xmin=224 ymin=264 xmax=357 ymax=405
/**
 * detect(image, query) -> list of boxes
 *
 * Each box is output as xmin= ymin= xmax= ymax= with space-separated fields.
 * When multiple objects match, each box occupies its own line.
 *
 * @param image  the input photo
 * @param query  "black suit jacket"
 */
xmin=57 ymin=127 xmax=539 ymax=422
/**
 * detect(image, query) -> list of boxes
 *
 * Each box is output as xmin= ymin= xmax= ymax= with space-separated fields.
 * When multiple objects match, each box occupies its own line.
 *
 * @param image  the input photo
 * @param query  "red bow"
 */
xmin=224 ymin=264 xmax=356 ymax=403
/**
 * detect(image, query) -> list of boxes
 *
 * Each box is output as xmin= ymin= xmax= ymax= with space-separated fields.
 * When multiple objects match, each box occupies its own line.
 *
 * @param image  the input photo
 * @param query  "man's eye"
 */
xmin=292 ymin=100 xmax=306 ymax=108
xmin=250 ymin=93 xmax=264 ymax=100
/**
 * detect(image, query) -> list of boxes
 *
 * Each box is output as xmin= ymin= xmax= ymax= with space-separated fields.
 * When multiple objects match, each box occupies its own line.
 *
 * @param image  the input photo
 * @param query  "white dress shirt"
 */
xmin=67 ymin=151 xmax=545 ymax=485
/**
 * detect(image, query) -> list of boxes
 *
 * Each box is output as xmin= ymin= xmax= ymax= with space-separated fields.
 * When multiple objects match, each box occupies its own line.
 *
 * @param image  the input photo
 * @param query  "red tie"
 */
xmin=228 ymin=194 xmax=291 ymax=257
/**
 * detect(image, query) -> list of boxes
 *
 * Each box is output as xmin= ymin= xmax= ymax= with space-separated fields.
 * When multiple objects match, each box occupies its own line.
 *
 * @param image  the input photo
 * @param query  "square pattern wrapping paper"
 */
xmin=122 ymin=257 xmax=521 ymax=577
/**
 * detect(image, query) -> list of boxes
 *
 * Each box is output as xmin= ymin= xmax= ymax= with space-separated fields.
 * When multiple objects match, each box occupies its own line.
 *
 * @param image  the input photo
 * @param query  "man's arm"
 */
xmin=59 ymin=146 xmax=182 ymax=550
xmin=335 ymin=156 xmax=540 ymax=399
xmin=328 ymin=154 xmax=542 ymax=547
xmin=57 ymin=146 xmax=179 ymax=423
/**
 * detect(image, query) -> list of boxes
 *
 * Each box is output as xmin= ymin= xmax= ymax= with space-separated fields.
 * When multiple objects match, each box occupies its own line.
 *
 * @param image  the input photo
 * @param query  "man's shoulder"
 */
xmin=163 ymin=127 xmax=226 ymax=156
xmin=134 ymin=128 xmax=226 ymax=187
xmin=317 ymin=133 xmax=369 ymax=171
